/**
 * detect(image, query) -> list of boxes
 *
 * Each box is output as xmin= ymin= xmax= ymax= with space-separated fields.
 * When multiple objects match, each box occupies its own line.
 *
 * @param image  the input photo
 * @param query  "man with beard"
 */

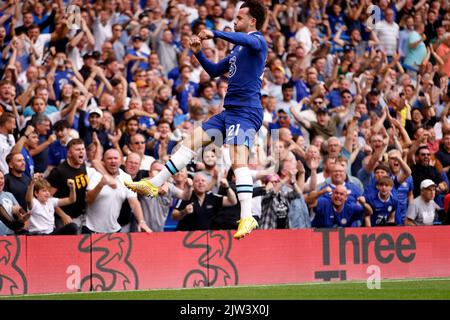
xmin=198 ymin=148 xmax=221 ymax=193
xmin=85 ymin=149 xmax=151 ymax=234
xmin=4 ymin=152 xmax=30 ymax=211
xmin=47 ymin=139 xmax=89 ymax=231
xmin=0 ymin=80 xmax=16 ymax=114
xmin=410 ymin=145 xmax=448 ymax=197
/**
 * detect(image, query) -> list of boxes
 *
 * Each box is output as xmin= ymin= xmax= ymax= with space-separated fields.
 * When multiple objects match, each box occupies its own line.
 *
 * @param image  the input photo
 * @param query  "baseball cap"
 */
xmin=89 ymin=108 xmax=103 ymax=117
xmin=132 ymin=35 xmax=143 ymax=41
xmin=83 ymin=51 xmax=100 ymax=60
xmin=420 ymin=179 xmax=436 ymax=190
xmin=83 ymin=52 xmax=95 ymax=59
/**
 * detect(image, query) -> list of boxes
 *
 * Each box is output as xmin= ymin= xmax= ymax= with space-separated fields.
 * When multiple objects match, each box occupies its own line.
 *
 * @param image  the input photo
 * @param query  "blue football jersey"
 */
xmin=367 ymin=193 xmax=398 ymax=226
xmin=195 ymin=30 xmax=268 ymax=110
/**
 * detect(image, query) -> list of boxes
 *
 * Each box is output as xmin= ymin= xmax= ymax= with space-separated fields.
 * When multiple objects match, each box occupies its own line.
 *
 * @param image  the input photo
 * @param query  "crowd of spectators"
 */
xmin=1 ymin=0 xmax=450 ymax=235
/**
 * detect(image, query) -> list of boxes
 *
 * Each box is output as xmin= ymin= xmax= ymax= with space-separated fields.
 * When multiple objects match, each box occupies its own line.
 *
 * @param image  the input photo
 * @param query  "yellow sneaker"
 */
xmin=124 ymin=180 xmax=159 ymax=197
xmin=233 ymin=217 xmax=258 ymax=240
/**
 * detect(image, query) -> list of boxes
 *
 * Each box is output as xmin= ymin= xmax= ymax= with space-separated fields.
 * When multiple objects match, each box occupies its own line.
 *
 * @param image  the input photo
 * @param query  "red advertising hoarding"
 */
xmin=1 ymin=226 xmax=450 ymax=295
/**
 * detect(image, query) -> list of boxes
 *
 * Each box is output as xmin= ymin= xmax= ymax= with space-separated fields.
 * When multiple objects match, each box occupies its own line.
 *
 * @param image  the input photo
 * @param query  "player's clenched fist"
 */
xmin=184 ymin=203 xmax=194 ymax=215
xmin=189 ymin=36 xmax=202 ymax=53
xmin=198 ymin=29 xmax=214 ymax=40
xmin=67 ymin=179 xmax=75 ymax=188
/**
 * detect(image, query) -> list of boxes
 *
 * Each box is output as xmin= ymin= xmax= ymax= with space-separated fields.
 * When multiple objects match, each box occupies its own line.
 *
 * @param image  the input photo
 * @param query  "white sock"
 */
xmin=150 ymin=145 xmax=195 ymax=187
xmin=234 ymin=167 xmax=253 ymax=219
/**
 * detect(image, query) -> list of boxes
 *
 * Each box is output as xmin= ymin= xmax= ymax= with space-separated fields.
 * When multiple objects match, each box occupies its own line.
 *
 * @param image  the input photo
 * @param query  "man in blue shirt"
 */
xmin=319 ymin=163 xmax=362 ymax=204
xmin=125 ymin=35 xmax=150 ymax=82
xmin=48 ymin=120 xmax=71 ymax=170
xmin=310 ymin=185 xmax=372 ymax=228
xmin=125 ymin=0 xmax=268 ymax=240
xmin=172 ymin=64 xmax=199 ymax=114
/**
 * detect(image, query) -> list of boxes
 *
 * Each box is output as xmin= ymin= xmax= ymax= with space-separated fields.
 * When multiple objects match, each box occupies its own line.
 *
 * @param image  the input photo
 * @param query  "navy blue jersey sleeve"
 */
xmin=349 ymin=203 xmax=364 ymax=224
xmin=195 ymin=51 xmax=231 ymax=78
xmin=311 ymin=197 xmax=328 ymax=228
xmin=213 ymin=30 xmax=264 ymax=51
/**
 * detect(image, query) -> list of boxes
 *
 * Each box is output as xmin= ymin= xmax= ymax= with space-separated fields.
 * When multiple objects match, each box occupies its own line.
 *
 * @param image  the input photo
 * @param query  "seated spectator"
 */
xmin=211 ymin=167 xmax=266 ymax=230
xmin=25 ymin=174 xmax=78 ymax=235
xmin=4 ymin=152 xmax=31 ymax=211
xmin=406 ymin=179 xmax=441 ymax=226
xmin=0 ymin=170 xmax=28 ymax=236
xmin=172 ymin=173 xmax=237 ymax=231
xmin=366 ymin=176 xmax=398 ymax=227
xmin=308 ymin=185 xmax=372 ymax=228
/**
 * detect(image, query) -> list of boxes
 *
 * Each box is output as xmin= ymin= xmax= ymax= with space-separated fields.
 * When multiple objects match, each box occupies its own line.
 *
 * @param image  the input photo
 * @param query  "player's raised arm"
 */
xmin=199 ymin=29 xmax=264 ymax=51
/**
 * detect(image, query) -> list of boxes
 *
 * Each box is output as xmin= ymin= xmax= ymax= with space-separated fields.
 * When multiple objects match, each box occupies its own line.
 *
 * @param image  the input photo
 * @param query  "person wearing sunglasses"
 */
xmin=409 ymin=145 xmax=448 ymax=198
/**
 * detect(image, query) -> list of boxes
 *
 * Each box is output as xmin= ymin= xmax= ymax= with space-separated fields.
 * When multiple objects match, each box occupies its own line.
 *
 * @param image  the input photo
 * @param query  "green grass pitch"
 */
xmin=3 ymin=278 xmax=450 ymax=300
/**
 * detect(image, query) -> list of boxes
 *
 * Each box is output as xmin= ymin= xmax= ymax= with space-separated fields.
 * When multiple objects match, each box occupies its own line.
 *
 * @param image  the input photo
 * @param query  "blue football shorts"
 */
xmin=202 ymin=106 xmax=263 ymax=149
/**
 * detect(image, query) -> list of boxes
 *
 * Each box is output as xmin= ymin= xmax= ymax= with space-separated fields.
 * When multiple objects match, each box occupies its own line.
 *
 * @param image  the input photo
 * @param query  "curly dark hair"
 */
xmin=240 ymin=0 xmax=267 ymax=30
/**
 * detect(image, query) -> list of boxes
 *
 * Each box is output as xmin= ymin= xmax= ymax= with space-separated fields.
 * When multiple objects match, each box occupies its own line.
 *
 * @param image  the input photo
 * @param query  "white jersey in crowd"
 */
xmin=374 ymin=20 xmax=399 ymax=56
xmin=0 ymin=133 xmax=15 ymax=174
xmin=28 ymin=197 xmax=59 ymax=234
xmin=85 ymin=168 xmax=137 ymax=233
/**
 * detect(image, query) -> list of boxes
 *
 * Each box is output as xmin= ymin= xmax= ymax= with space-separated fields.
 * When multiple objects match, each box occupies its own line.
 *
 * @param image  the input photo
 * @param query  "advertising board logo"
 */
xmin=0 ymin=237 xmax=27 ymax=295
xmin=314 ymin=229 xmax=416 ymax=281
xmin=78 ymin=233 xmax=138 ymax=291
xmin=183 ymin=231 xmax=238 ymax=287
